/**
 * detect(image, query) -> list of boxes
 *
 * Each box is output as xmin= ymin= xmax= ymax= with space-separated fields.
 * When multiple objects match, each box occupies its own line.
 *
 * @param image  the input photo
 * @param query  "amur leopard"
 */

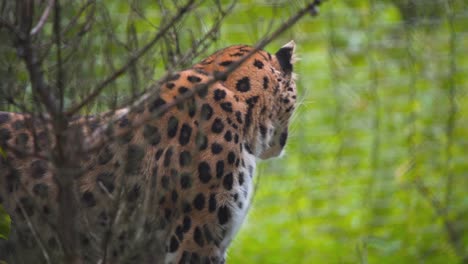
xmin=0 ymin=41 xmax=298 ymax=263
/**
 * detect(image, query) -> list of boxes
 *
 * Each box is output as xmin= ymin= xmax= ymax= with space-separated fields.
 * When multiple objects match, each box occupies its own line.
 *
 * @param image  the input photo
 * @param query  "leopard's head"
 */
xmin=195 ymin=41 xmax=297 ymax=159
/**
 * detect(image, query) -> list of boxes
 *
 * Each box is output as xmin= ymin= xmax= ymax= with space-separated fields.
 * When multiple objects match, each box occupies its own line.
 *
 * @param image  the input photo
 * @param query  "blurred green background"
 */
xmin=1 ymin=0 xmax=467 ymax=263
xmin=221 ymin=1 xmax=468 ymax=263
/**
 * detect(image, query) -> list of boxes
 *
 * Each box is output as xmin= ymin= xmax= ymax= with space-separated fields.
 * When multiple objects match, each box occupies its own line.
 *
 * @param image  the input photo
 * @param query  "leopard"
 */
xmin=0 ymin=40 xmax=298 ymax=264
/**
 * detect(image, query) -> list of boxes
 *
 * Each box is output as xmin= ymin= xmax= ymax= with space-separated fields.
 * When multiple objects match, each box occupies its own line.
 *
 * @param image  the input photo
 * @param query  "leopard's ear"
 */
xmin=275 ymin=40 xmax=296 ymax=74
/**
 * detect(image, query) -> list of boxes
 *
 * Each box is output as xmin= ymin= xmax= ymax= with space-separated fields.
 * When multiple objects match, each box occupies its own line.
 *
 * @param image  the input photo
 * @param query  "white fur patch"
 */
xmin=219 ymin=150 xmax=256 ymax=251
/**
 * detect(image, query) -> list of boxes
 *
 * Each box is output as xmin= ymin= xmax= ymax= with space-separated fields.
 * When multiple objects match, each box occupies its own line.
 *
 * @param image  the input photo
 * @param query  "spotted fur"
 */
xmin=0 ymin=41 xmax=298 ymax=264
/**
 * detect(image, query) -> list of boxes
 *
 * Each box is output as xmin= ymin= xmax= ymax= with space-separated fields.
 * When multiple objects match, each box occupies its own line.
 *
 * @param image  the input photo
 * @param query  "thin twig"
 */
xmin=15 ymin=196 xmax=52 ymax=264
xmin=414 ymin=178 xmax=465 ymax=262
xmin=30 ymin=0 xmax=55 ymax=35
xmin=62 ymin=0 xmax=95 ymax=35
xmin=54 ymin=0 xmax=64 ymax=111
xmin=38 ymin=0 xmax=96 ymax=64
xmin=65 ymin=0 xmax=197 ymax=116
xmin=148 ymin=0 xmax=235 ymax=80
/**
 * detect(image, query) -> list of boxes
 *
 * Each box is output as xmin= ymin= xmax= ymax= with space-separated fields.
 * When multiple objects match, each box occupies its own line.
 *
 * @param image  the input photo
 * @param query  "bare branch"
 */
xmin=62 ymin=0 xmax=95 ymax=35
xmin=158 ymin=0 xmax=236 ymax=74
xmin=15 ymin=196 xmax=52 ymax=264
xmin=17 ymin=34 xmax=60 ymax=117
xmin=30 ymin=0 xmax=54 ymax=36
xmin=13 ymin=1 xmax=60 ymax=117
xmin=38 ymin=0 xmax=96 ymax=64
xmin=53 ymin=0 xmax=64 ymax=111
xmin=66 ymin=0 xmax=197 ymax=116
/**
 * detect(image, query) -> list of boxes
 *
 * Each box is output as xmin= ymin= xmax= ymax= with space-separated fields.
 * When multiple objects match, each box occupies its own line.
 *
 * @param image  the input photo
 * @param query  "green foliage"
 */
xmin=0 ymin=204 xmax=11 ymax=240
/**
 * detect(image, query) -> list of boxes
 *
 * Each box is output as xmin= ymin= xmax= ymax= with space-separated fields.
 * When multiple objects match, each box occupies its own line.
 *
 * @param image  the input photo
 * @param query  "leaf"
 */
xmin=0 ymin=204 xmax=11 ymax=240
